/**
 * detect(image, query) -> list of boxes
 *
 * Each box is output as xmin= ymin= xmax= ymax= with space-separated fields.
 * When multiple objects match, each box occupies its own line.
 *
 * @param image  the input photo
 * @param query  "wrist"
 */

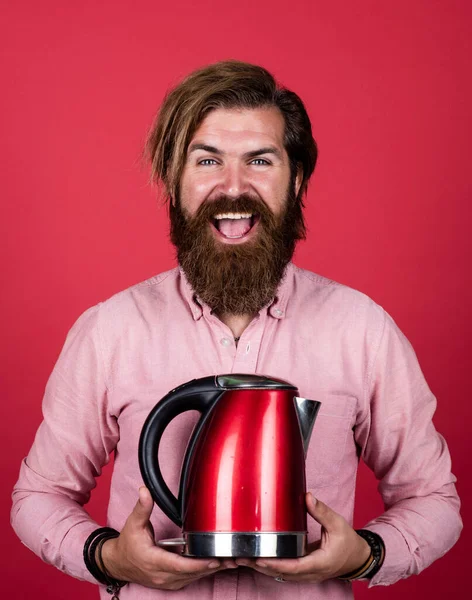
xmin=338 ymin=529 xmax=385 ymax=581
xmin=99 ymin=537 xmax=123 ymax=581
xmin=83 ymin=527 xmax=127 ymax=595
xmin=354 ymin=535 xmax=371 ymax=566
xmin=337 ymin=535 xmax=371 ymax=580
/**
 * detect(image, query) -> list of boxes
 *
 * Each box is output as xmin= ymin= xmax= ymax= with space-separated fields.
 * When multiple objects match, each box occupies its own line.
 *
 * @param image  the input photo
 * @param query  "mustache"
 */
xmin=185 ymin=194 xmax=276 ymax=225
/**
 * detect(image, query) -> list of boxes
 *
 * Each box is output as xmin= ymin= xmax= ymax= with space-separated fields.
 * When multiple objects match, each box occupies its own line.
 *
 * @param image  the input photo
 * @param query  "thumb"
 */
xmin=306 ymin=492 xmax=341 ymax=533
xmin=130 ymin=486 xmax=154 ymax=527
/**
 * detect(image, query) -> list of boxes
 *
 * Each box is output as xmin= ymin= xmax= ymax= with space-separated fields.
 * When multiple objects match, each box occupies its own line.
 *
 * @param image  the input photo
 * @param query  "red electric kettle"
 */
xmin=139 ymin=374 xmax=321 ymax=558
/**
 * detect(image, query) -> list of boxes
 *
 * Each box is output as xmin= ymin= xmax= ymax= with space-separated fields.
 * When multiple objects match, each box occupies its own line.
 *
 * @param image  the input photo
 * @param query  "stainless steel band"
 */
xmin=182 ymin=532 xmax=307 ymax=558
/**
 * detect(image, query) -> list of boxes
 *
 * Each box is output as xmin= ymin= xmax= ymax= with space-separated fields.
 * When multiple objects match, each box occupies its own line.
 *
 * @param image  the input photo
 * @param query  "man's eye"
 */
xmin=198 ymin=159 xmax=218 ymax=166
xmin=251 ymin=158 xmax=270 ymax=165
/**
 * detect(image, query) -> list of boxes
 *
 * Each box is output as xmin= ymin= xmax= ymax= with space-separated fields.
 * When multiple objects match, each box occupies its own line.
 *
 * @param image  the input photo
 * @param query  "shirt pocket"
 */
xmin=305 ymin=394 xmax=357 ymax=489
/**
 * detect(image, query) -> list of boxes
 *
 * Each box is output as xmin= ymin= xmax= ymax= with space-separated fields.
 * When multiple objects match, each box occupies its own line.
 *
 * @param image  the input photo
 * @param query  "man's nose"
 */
xmin=218 ymin=162 xmax=250 ymax=198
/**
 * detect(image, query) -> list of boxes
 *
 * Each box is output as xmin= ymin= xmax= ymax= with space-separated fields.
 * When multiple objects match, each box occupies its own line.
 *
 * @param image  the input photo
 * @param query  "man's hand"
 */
xmin=101 ymin=487 xmax=237 ymax=590
xmin=235 ymin=493 xmax=371 ymax=583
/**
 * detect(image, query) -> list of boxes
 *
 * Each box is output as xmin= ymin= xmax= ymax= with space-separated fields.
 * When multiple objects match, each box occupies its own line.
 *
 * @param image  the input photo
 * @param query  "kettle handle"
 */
xmin=139 ymin=382 xmax=224 ymax=526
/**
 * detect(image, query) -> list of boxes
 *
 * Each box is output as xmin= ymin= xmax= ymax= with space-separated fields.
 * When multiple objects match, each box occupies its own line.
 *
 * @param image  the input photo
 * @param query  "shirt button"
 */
xmin=273 ymin=308 xmax=283 ymax=317
xmin=220 ymin=337 xmax=232 ymax=347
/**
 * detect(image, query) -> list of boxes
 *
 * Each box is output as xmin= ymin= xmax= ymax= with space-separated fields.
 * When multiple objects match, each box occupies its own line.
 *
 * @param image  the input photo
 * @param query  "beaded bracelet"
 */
xmin=83 ymin=527 xmax=127 ymax=599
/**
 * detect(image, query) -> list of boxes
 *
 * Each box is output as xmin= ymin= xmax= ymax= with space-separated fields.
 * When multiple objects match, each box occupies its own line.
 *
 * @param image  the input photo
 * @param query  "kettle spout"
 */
xmin=294 ymin=397 xmax=321 ymax=455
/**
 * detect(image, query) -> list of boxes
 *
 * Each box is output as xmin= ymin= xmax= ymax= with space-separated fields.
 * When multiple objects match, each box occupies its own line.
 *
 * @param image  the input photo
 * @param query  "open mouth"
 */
xmin=211 ymin=212 xmax=260 ymax=241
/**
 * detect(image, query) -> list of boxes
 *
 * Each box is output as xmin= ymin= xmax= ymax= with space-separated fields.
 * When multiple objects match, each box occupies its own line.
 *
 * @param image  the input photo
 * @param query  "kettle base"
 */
xmin=182 ymin=532 xmax=307 ymax=558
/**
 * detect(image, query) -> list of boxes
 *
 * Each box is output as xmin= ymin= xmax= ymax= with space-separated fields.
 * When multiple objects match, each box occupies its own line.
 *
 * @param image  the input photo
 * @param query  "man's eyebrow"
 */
xmin=243 ymin=147 xmax=282 ymax=160
xmin=188 ymin=143 xmax=222 ymax=155
xmin=187 ymin=143 xmax=283 ymax=160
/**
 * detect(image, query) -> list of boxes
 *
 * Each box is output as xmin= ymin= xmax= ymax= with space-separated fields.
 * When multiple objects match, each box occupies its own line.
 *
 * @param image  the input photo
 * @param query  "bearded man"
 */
xmin=12 ymin=61 xmax=462 ymax=600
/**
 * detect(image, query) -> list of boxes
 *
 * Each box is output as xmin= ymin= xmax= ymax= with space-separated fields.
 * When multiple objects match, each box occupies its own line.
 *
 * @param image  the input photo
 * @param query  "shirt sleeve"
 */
xmin=11 ymin=305 xmax=119 ymax=583
xmin=354 ymin=308 xmax=462 ymax=586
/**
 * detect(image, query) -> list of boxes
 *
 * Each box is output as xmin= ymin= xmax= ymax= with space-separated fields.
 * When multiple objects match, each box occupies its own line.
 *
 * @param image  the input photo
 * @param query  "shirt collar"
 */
xmin=178 ymin=262 xmax=295 ymax=321
xmin=179 ymin=267 xmax=204 ymax=321
xmin=267 ymin=262 xmax=293 ymax=319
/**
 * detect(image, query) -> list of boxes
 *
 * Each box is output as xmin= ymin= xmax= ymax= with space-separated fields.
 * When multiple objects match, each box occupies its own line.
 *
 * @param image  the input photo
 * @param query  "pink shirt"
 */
xmin=11 ymin=263 xmax=462 ymax=599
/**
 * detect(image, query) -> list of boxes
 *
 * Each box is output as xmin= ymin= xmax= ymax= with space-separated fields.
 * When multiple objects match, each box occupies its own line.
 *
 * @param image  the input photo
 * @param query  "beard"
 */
xmin=170 ymin=181 xmax=306 ymax=316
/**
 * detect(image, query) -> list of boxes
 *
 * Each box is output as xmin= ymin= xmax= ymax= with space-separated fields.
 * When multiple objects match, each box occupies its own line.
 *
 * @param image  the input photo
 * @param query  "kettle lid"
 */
xmin=216 ymin=374 xmax=296 ymax=390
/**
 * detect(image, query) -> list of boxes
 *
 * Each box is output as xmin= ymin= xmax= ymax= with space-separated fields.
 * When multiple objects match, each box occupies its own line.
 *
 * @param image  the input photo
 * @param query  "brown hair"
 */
xmin=146 ymin=60 xmax=318 ymax=204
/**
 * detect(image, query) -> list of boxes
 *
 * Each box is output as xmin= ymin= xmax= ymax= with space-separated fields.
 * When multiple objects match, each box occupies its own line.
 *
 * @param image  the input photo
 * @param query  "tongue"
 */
xmin=218 ymin=218 xmax=252 ymax=238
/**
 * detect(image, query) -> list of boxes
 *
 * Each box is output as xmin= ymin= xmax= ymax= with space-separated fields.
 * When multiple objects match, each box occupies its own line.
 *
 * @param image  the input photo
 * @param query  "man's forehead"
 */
xmin=188 ymin=107 xmax=285 ymax=149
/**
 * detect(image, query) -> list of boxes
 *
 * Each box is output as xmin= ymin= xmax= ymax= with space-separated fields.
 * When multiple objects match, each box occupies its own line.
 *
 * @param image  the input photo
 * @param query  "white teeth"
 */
xmin=213 ymin=212 xmax=253 ymax=220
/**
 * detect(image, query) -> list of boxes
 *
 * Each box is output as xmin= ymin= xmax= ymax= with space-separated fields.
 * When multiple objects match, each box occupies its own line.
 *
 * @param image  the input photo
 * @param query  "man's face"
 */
xmin=179 ymin=107 xmax=297 ymax=240
xmin=171 ymin=106 xmax=305 ymax=316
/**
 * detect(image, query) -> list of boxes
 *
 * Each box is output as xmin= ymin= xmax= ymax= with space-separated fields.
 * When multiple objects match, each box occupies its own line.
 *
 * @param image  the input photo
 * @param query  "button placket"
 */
xmin=232 ymin=315 xmax=265 ymax=372
xmin=201 ymin=310 xmax=237 ymax=372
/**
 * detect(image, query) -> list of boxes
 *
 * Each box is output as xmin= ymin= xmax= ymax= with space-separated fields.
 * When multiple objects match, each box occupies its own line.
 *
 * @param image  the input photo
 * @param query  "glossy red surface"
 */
xmin=184 ymin=389 xmax=307 ymax=532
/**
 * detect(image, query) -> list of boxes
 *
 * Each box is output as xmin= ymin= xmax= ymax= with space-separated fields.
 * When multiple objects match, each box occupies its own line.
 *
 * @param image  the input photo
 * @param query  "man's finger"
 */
xmin=246 ymin=563 xmax=323 ymax=583
xmin=242 ymin=560 xmax=324 ymax=582
xmin=128 ymin=486 xmax=154 ymax=529
xmin=306 ymin=493 xmax=343 ymax=533
xmin=150 ymin=545 xmax=220 ymax=574
xmin=178 ymin=564 xmax=226 ymax=581
xmin=254 ymin=557 xmax=302 ymax=575
xmin=254 ymin=548 xmax=329 ymax=575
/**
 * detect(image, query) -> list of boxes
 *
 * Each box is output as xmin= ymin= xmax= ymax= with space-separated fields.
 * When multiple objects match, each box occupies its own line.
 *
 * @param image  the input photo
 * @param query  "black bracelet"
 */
xmin=83 ymin=527 xmax=126 ymax=598
xmin=354 ymin=529 xmax=385 ymax=579
xmin=85 ymin=529 xmax=113 ymax=584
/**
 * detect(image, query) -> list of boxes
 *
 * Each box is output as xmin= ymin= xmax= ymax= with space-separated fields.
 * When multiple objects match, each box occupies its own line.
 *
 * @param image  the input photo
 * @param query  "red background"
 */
xmin=1 ymin=1 xmax=470 ymax=598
